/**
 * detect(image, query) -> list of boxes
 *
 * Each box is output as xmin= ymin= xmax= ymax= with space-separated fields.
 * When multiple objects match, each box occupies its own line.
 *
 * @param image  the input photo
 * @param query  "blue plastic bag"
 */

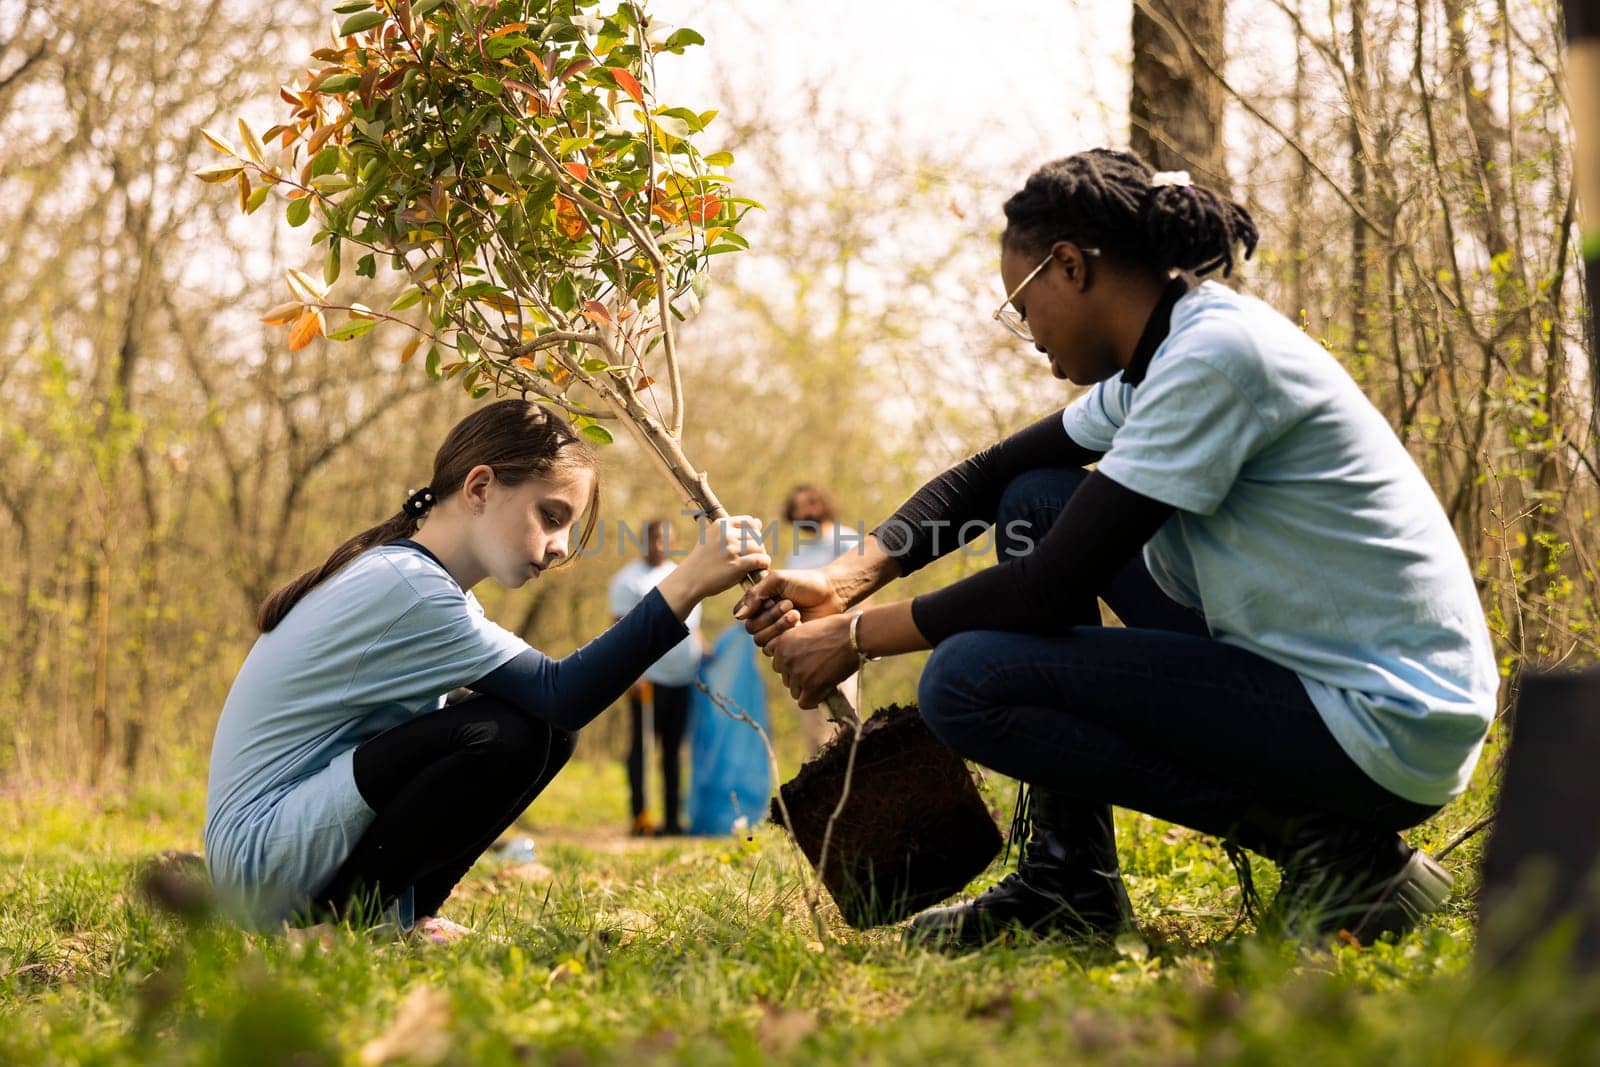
xmin=688 ymin=626 xmax=772 ymax=836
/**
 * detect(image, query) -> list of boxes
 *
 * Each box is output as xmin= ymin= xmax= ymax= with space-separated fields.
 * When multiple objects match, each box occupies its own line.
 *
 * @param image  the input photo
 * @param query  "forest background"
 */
xmin=0 ymin=0 xmax=1592 ymax=800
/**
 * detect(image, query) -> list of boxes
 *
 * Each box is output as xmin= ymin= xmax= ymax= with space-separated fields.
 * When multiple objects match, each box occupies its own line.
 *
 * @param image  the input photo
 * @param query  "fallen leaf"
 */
xmin=496 ymin=861 xmax=554 ymax=884
xmin=359 ymin=986 xmax=453 ymax=1067
xmin=755 ymin=1003 xmax=816 ymax=1055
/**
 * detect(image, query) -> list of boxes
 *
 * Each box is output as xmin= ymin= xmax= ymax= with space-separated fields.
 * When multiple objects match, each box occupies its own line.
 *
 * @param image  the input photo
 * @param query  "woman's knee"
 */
xmin=995 ymin=467 xmax=1089 ymax=559
xmin=917 ymin=635 xmax=999 ymax=753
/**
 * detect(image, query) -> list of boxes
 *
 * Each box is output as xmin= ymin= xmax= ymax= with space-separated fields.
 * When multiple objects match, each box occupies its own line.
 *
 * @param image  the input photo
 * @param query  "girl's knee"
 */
xmin=545 ymin=726 xmax=578 ymax=770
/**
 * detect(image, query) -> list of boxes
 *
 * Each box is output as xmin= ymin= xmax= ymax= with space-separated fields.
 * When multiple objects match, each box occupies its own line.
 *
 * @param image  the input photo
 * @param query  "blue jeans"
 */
xmin=917 ymin=468 xmax=1437 ymax=862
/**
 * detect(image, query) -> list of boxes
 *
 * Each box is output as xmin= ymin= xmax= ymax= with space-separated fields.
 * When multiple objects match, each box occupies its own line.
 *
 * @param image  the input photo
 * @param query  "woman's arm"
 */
xmin=735 ymin=411 xmax=1100 ymax=643
xmin=767 ymin=471 xmax=1176 ymax=707
xmin=872 ymin=409 xmax=1102 ymax=575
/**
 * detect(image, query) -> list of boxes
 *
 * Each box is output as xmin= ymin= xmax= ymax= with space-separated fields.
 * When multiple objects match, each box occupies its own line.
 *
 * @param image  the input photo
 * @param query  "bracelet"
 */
xmin=848 ymin=610 xmax=879 ymax=663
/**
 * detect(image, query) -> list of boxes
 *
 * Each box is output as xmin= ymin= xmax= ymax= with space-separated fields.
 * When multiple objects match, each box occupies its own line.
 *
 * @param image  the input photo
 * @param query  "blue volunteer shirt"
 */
xmin=1064 ymin=281 xmax=1499 ymax=806
xmin=204 ymin=544 xmax=533 ymax=929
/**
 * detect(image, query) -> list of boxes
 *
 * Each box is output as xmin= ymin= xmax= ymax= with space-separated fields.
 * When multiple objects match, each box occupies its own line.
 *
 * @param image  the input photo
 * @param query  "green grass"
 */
xmin=1 ymin=754 xmax=1597 ymax=1066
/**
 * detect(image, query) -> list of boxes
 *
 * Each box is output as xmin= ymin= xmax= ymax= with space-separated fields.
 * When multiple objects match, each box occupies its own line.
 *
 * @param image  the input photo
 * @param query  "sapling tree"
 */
xmin=197 ymin=0 xmax=860 ymax=725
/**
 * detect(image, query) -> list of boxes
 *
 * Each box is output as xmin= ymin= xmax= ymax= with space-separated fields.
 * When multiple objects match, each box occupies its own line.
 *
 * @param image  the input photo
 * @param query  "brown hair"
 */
xmin=782 ymin=483 xmax=839 ymax=524
xmin=257 ymin=400 xmax=600 ymax=632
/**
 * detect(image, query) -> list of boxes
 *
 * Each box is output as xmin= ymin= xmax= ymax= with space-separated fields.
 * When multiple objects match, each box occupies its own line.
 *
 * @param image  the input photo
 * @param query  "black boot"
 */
xmin=1257 ymin=816 xmax=1453 ymax=943
xmin=904 ymin=789 xmax=1133 ymax=949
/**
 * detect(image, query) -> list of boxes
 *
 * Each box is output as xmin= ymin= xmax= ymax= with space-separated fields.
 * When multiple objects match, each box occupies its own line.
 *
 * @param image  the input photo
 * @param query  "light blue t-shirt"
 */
xmin=1064 ymin=281 xmax=1498 ymax=806
xmin=203 ymin=544 xmax=529 ymax=929
xmin=607 ymin=560 xmax=702 ymax=686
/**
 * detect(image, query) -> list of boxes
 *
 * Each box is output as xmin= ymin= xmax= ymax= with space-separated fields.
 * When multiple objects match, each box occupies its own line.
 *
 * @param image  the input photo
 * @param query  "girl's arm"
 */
xmin=470 ymin=516 xmax=768 ymax=731
xmin=467 ymin=587 xmax=690 ymax=731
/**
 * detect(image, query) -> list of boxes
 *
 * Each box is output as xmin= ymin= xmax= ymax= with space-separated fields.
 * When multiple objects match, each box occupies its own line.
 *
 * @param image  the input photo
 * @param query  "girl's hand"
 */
xmin=733 ymin=568 xmax=847 ymax=649
xmin=768 ymin=614 xmax=858 ymax=708
xmin=656 ymin=516 xmax=770 ymax=619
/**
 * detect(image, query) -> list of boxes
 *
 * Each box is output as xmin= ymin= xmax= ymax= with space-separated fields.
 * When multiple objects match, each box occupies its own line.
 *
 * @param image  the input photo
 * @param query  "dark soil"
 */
xmin=771 ymin=703 xmax=1002 ymax=929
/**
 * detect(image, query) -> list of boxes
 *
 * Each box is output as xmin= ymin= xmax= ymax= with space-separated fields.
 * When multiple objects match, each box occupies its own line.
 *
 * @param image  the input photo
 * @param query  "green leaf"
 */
xmin=424 ymin=345 xmax=442 ymax=379
xmin=390 ymin=288 xmax=425 ymax=311
xmin=318 ymin=73 xmax=361 ymax=94
xmin=325 ymin=239 xmax=342 ymax=285
xmin=468 ymin=74 xmax=503 ymax=94
xmin=651 ymin=114 xmax=692 ymax=140
xmin=244 ymin=184 xmax=271 ymax=214
xmin=551 ymin=275 xmax=577 ymax=312
xmin=356 ymin=253 xmax=376 ymax=278
xmin=703 ymin=151 xmax=734 ymax=166
xmin=412 ymin=0 xmax=448 ymax=17
xmin=580 ymin=423 xmax=614 ymax=445
xmin=663 ymin=28 xmax=704 ymax=50
xmin=333 ymin=0 xmax=372 ymax=11
xmin=658 ymin=107 xmax=704 ymax=133
xmin=339 ymin=10 xmax=387 ymax=35
xmin=326 ymin=318 xmax=378 ymax=341
xmin=286 ymin=198 xmax=312 ymax=227
xmin=311 ymin=146 xmax=342 ymax=178
xmin=486 ymin=34 xmax=533 ymax=59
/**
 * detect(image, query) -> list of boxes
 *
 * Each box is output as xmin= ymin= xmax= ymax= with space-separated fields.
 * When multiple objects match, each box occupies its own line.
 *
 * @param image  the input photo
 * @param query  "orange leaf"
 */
xmin=400 ymin=335 xmax=423 ymax=365
xmin=650 ymin=197 xmax=681 ymax=226
xmin=562 ymin=162 xmax=589 ymax=183
xmin=486 ymin=22 xmax=528 ymax=39
xmin=580 ymin=300 xmax=612 ymax=326
xmin=688 ymin=193 xmax=722 ymax=224
xmin=553 ymin=196 xmax=587 ymax=240
xmin=608 ymin=67 xmax=644 ymax=106
xmin=514 ymin=356 xmax=538 ymax=371
xmin=288 ymin=310 xmax=323 ymax=351
xmin=634 ymin=374 xmax=655 ymax=391
xmin=261 ymin=301 xmax=304 ymax=326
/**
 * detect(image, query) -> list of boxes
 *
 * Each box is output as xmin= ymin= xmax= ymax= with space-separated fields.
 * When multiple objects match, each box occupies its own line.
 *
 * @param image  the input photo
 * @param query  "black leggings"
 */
xmin=626 ymin=683 xmax=690 ymax=831
xmin=313 ymin=696 xmax=575 ymax=922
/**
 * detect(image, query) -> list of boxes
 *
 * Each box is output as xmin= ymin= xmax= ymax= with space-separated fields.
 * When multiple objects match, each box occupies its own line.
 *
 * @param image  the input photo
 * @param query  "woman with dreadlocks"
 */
xmin=735 ymin=149 xmax=1496 ymax=949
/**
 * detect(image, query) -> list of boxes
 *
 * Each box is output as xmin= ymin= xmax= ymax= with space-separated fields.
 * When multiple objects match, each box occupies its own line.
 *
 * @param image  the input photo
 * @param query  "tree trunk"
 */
xmin=1130 ymin=0 xmax=1229 ymax=191
xmin=1349 ymin=0 xmax=1371 ymax=358
xmin=1566 ymin=0 xmax=1599 ymax=420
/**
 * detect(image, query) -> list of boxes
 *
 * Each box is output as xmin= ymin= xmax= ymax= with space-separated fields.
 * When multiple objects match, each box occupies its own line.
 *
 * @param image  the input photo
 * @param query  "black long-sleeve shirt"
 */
xmin=390 ymin=540 xmax=690 ymax=731
xmin=871 ymin=277 xmax=1189 ymax=644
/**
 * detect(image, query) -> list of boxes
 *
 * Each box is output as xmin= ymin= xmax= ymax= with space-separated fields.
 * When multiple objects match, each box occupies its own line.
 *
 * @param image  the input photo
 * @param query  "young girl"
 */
xmin=204 ymin=399 xmax=768 ymax=938
xmin=738 ymin=149 xmax=1498 ymax=948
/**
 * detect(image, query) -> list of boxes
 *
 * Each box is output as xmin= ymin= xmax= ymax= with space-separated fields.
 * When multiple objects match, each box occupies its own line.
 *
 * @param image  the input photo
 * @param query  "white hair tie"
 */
xmin=1151 ymin=170 xmax=1192 ymax=188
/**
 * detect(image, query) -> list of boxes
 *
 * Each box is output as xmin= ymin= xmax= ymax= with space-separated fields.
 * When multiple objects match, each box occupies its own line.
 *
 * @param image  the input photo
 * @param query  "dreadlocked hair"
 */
xmin=1002 ymin=148 xmax=1259 ymax=278
xmin=256 ymin=399 xmax=600 ymax=633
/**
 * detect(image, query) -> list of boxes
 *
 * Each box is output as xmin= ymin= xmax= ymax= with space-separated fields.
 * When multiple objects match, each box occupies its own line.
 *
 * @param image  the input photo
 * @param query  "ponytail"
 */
xmin=1001 ymin=148 xmax=1259 ymax=278
xmin=256 ymin=511 xmax=420 ymax=632
xmin=256 ymin=400 xmax=599 ymax=632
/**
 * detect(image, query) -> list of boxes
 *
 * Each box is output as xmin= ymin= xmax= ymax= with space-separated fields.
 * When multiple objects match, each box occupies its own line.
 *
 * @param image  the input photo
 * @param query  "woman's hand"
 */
xmin=656 ymin=516 xmax=770 ymax=620
xmin=768 ymin=614 xmax=858 ymax=709
xmin=733 ymin=568 xmax=846 ymax=649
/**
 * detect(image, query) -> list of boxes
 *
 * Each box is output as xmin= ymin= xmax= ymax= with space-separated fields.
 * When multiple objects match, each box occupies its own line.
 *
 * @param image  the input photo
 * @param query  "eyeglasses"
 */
xmin=992 ymin=246 xmax=1100 ymax=342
